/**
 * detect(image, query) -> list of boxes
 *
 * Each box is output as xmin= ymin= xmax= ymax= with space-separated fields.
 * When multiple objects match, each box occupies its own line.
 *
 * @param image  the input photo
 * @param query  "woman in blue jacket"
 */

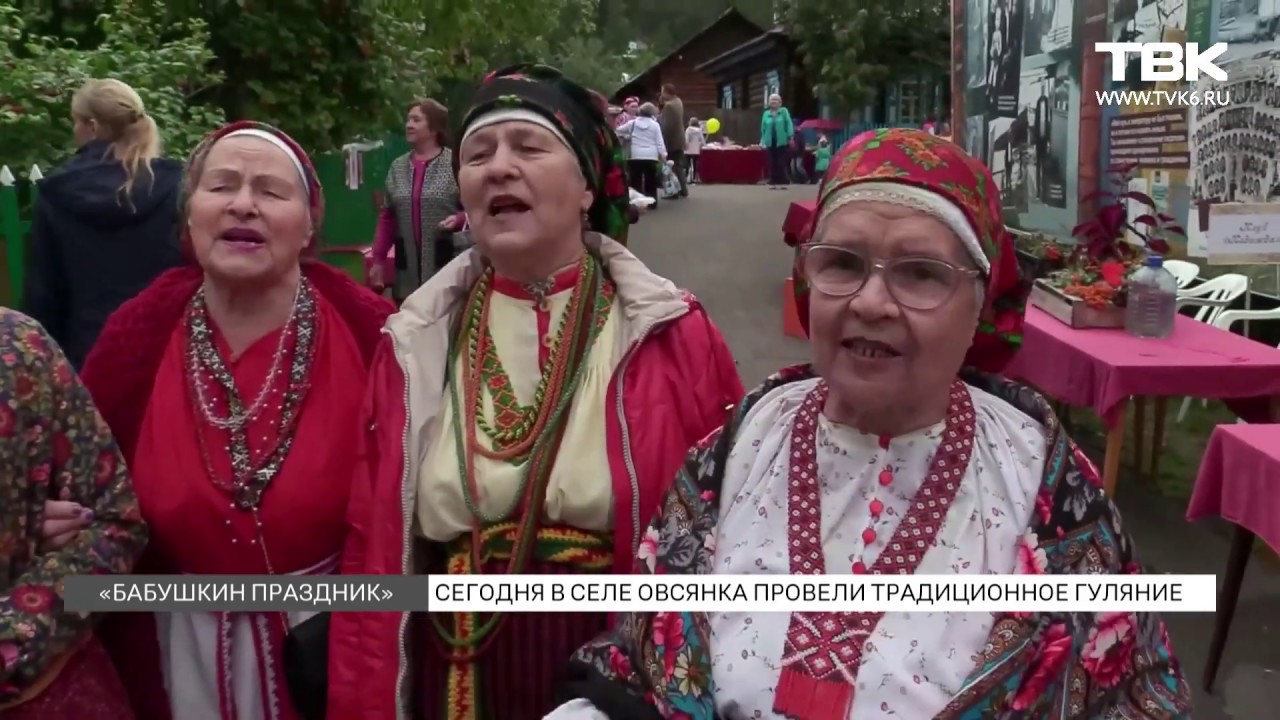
xmin=23 ymin=79 xmax=184 ymax=369
xmin=760 ymin=93 xmax=794 ymax=189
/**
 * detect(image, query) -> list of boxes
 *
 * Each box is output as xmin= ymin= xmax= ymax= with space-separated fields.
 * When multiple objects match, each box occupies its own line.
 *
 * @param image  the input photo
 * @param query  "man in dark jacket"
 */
xmin=659 ymin=83 xmax=688 ymax=198
xmin=24 ymin=140 xmax=184 ymax=369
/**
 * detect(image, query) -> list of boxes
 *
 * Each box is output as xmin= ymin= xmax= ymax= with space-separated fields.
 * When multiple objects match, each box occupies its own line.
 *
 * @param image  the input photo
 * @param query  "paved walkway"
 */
xmin=626 ymin=183 xmax=1280 ymax=719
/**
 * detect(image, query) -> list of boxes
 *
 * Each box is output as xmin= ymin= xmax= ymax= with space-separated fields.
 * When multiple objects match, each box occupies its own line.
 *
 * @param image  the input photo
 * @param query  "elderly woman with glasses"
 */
xmin=548 ymin=129 xmax=1191 ymax=720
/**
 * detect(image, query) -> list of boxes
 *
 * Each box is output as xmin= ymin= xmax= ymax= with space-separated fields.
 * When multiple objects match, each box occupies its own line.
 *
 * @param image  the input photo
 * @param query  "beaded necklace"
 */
xmin=184 ymin=278 xmax=319 ymax=578
xmin=433 ymin=254 xmax=613 ymax=660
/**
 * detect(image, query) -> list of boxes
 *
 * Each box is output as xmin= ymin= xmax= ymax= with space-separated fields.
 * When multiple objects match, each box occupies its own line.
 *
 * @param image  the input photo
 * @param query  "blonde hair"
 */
xmin=71 ymin=79 xmax=161 ymax=201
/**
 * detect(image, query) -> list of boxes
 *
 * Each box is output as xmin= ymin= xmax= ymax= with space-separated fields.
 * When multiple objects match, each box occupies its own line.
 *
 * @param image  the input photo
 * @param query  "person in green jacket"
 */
xmin=759 ymin=93 xmax=793 ymax=188
xmin=813 ymin=133 xmax=832 ymax=184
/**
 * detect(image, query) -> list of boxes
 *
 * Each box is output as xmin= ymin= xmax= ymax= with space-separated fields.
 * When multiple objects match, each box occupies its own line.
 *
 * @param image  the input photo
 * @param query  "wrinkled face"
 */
xmin=188 ymin=136 xmax=311 ymax=286
xmin=405 ymin=106 xmax=430 ymax=144
xmin=458 ymin=121 xmax=592 ymax=257
xmin=807 ymin=201 xmax=982 ymax=418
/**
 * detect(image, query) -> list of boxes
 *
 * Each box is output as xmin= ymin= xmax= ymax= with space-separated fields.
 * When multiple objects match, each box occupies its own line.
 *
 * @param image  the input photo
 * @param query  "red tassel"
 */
xmin=772 ymin=668 xmax=853 ymax=720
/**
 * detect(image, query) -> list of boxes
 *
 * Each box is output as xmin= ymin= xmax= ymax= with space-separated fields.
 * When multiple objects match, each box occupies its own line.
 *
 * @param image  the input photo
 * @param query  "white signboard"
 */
xmin=1205 ymin=203 xmax=1280 ymax=265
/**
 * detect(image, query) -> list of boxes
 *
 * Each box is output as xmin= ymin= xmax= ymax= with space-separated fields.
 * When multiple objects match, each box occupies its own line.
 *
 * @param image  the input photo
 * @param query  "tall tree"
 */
xmin=782 ymin=0 xmax=949 ymax=114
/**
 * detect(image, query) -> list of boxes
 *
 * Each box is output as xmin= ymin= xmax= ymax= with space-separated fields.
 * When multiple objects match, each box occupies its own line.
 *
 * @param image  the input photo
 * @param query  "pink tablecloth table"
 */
xmin=1004 ymin=306 xmax=1280 ymax=494
xmin=1187 ymin=423 xmax=1280 ymax=691
xmin=697 ymin=148 xmax=766 ymax=184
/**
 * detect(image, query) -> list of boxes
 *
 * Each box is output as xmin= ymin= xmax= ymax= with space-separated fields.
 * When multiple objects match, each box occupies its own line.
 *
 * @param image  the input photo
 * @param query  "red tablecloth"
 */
xmin=1188 ymin=423 xmax=1280 ymax=553
xmin=698 ymin=148 xmax=766 ymax=184
xmin=1004 ymin=307 xmax=1280 ymax=426
xmin=783 ymin=201 xmax=817 ymax=247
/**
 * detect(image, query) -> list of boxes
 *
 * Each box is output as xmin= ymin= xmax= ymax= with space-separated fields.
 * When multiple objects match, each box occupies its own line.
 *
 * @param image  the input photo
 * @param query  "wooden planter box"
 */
xmin=1029 ymin=279 xmax=1124 ymax=329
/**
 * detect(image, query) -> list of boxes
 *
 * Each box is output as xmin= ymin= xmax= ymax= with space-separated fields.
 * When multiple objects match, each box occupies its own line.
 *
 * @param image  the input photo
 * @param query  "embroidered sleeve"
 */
xmin=0 ymin=313 xmax=147 ymax=697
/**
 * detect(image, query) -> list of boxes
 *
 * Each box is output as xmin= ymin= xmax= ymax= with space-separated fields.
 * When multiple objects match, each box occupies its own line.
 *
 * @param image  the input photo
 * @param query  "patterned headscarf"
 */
xmin=180 ymin=120 xmax=324 ymax=259
xmin=797 ymin=127 xmax=1029 ymax=373
xmin=457 ymin=64 xmax=631 ymax=243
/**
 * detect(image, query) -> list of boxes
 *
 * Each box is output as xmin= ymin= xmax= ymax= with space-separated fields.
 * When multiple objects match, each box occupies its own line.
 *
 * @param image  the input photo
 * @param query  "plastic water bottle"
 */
xmin=1124 ymin=255 xmax=1178 ymax=338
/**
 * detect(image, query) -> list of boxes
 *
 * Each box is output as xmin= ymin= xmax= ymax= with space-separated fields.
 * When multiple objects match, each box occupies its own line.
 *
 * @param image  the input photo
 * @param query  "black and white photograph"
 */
xmin=967 ymin=0 xmax=989 ymax=88
xmin=1216 ymin=0 xmax=1280 ymax=65
xmin=1190 ymin=53 xmax=1280 ymax=204
xmin=1112 ymin=0 xmax=1187 ymax=44
xmin=987 ymin=117 xmax=1026 ymax=210
xmin=1016 ymin=63 xmax=1072 ymax=209
xmin=1023 ymin=0 xmax=1074 ymax=56
xmin=986 ymin=0 xmax=1026 ymax=116
xmin=966 ymin=115 xmax=988 ymax=159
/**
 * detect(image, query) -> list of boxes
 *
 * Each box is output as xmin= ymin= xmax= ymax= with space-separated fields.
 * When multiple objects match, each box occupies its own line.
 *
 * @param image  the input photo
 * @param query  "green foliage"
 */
xmin=0 ymin=0 xmax=224 ymax=176
xmin=782 ymin=0 xmax=949 ymax=113
xmin=544 ymin=37 xmax=658 ymax=97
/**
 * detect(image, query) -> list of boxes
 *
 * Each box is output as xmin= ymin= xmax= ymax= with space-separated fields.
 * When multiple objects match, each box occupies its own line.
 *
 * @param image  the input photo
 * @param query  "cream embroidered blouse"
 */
xmin=415 ymin=285 xmax=624 ymax=542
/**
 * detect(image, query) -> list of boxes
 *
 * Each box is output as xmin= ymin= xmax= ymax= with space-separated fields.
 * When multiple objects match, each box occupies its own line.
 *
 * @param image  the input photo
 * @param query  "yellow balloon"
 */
xmin=706 ymin=118 xmax=721 ymax=134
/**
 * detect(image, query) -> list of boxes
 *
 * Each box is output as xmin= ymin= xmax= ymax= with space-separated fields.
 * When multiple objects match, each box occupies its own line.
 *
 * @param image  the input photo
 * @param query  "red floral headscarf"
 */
xmin=795 ymin=127 xmax=1029 ymax=373
xmin=179 ymin=121 xmax=324 ymax=261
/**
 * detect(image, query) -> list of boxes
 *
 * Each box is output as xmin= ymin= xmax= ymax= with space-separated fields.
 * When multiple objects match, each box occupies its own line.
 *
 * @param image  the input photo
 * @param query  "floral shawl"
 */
xmin=0 ymin=309 xmax=147 ymax=702
xmin=562 ymin=366 xmax=1192 ymax=720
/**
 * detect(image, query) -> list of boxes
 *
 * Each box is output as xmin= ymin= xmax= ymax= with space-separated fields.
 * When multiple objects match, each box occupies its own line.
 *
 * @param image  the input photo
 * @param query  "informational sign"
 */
xmin=1205 ymin=203 xmax=1280 ymax=264
xmin=1107 ymin=109 xmax=1191 ymax=168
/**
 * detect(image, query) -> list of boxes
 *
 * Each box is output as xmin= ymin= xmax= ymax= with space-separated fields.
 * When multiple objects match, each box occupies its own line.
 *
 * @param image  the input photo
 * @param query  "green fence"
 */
xmin=0 ymin=164 xmax=41 ymax=307
xmin=312 ymin=132 xmax=409 ymax=282
xmin=0 ymin=132 xmax=407 ymax=308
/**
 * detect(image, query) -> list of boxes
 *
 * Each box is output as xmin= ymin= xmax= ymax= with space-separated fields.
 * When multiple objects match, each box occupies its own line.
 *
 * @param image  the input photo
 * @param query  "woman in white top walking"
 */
xmin=615 ymin=102 xmax=667 ymax=207
xmin=684 ymin=117 xmax=705 ymax=184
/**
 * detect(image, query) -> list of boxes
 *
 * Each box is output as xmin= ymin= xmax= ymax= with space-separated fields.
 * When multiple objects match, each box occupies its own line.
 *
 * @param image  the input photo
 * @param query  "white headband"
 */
xmin=816 ymin=181 xmax=990 ymax=274
xmin=460 ymin=109 xmax=574 ymax=153
xmin=218 ymin=128 xmax=309 ymax=191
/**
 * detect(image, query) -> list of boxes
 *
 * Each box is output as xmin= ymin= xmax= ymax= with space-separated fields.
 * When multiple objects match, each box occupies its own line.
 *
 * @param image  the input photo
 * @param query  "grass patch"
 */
xmin=1064 ymin=398 xmax=1239 ymax=501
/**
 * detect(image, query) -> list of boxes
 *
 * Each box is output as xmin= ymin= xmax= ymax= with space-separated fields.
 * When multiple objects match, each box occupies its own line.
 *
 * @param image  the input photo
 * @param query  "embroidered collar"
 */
xmin=491 ymin=262 xmax=582 ymax=304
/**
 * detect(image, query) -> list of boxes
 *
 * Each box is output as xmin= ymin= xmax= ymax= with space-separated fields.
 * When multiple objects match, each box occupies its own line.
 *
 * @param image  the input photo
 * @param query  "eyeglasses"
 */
xmin=798 ymin=244 xmax=981 ymax=311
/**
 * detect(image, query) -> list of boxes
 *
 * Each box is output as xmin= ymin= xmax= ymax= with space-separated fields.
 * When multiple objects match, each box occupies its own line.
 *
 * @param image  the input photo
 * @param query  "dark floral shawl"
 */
xmin=561 ymin=365 xmax=1192 ymax=720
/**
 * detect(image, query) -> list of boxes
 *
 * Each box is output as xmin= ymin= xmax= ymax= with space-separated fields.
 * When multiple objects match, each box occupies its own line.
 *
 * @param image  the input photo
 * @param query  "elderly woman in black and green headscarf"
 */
xmin=327 ymin=65 xmax=744 ymax=720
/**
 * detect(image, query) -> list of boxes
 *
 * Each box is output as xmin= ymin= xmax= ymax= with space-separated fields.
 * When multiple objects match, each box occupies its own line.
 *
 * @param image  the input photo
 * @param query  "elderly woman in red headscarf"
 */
xmin=46 ymin=121 xmax=393 ymax=720
xmin=548 ymin=129 xmax=1192 ymax=720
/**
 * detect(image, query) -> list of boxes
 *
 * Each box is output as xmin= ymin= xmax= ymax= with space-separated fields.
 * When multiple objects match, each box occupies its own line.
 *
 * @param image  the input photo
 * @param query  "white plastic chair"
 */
xmin=1163 ymin=259 xmax=1200 ymax=289
xmin=1212 ymin=308 xmax=1280 ymax=425
xmin=1175 ymin=273 xmax=1249 ymax=325
xmin=1173 ymin=273 xmax=1251 ymax=422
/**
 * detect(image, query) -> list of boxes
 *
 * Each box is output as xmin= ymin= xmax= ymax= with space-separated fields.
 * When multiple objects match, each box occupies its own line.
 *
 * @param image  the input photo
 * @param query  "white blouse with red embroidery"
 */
xmin=709 ymin=377 xmax=1046 ymax=720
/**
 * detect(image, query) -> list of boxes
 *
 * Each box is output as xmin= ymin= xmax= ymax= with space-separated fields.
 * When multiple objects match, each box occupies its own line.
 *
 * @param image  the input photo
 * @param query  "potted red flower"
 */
xmin=1031 ymin=163 xmax=1186 ymax=327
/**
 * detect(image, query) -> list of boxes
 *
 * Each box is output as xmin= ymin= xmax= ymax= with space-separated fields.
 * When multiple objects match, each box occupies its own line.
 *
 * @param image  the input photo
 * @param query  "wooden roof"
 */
xmin=614 ymin=8 xmax=766 ymax=97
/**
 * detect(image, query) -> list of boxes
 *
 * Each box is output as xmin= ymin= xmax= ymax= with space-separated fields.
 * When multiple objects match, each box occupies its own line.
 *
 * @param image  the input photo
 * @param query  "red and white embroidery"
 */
xmin=773 ymin=380 xmax=976 ymax=720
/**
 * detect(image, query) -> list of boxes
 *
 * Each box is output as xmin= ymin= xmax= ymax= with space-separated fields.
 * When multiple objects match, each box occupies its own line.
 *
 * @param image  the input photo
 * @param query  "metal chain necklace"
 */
xmin=190 ymin=279 xmax=302 ymax=430
xmin=184 ymin=277 xmax=319 ymax=514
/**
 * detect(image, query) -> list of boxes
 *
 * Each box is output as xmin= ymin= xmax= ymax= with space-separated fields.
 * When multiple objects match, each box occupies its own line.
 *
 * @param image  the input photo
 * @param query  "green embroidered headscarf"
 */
xmin=456 ymin=64 xmax=632 ymax=244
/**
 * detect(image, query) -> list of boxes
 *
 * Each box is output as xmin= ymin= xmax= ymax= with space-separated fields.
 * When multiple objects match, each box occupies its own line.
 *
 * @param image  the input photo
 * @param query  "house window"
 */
xmin=897 ymin=81 xmax=924 ymax=125
xmin=721 ymin=84 xmax=734 ymax=109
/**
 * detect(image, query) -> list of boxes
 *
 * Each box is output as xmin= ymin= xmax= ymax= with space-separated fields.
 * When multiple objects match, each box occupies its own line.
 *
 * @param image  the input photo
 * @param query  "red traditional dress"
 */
xmin=82 ymin=263 xmax=392 ymax=720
